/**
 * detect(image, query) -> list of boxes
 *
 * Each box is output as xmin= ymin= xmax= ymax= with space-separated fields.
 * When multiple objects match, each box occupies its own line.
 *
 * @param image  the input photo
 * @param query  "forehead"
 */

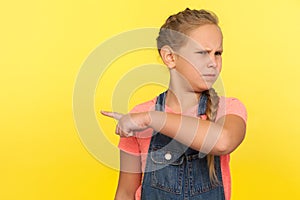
xmin=186 ymin=24 xmax=223 ymax=49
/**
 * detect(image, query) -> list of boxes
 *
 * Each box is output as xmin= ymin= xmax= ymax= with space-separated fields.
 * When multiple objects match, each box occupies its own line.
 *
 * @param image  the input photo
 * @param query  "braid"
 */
xmin=205 ymin=88 xmax=220 ymax=185
xmin=205 ymin=88 xmax=219 ymax=122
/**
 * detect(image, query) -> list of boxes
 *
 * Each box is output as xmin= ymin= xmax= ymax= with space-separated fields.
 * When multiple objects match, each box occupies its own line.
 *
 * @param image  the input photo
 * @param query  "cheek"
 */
xmin=217 ymin=57 xmax=222 ymax=72
xmin=180 ymin=62 xmax=203 ymax=82
xmin=193 ymin=62 xmax=207 ymax=75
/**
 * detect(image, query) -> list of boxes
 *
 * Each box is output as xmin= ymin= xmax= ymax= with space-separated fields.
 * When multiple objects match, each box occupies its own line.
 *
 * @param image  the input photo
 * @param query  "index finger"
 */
xmin=100 ymin=110 xmax=123 ymax=120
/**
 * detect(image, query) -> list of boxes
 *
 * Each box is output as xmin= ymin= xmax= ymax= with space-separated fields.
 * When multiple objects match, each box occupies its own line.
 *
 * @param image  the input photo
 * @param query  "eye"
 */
xmin=196 ymin=51 xmax=208 ymax=55
xmin=215 ymin=51 xmax=223 ymax=56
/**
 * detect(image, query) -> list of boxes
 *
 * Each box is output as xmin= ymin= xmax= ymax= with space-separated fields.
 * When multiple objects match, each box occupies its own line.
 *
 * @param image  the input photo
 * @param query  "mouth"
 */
xmin=202 ymin=74 xmax=216 ymax=77
xmin=201 ymin=74 xmax=218 ymax=82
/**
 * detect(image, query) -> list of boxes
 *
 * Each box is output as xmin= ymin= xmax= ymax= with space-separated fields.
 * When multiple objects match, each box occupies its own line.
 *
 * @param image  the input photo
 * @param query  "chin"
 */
xmin=194 ymin=84 xmax=213 ymax=92
xmin=192 ymin=86 xmax=210 ymax=93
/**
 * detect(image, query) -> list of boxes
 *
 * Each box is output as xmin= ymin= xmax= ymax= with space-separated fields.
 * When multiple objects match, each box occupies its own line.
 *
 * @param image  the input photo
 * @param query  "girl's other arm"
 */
xmin=115 ymin=150 xmax=142 ymax=200
xmin=147 ymin=111 xmax=246 ymax=155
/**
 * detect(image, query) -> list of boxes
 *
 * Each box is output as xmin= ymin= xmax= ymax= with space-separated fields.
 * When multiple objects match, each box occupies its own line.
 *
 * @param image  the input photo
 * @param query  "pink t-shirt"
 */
xmin=118 ymin=96 xmax=247 ymax=200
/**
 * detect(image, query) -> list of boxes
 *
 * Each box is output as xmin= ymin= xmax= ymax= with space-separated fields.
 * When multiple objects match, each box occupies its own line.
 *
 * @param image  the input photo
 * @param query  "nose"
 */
xmin=207 ymin=54 xmax=217 ymax=68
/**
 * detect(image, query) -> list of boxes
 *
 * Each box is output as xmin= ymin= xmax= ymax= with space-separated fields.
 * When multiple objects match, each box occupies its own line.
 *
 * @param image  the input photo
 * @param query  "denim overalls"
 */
xmin=141 ymin=91 xmax=225 ymax=200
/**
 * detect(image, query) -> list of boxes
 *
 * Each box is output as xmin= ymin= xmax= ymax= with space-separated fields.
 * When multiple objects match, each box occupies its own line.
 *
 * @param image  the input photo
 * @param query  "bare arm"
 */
xmin=148 ymin=111 xmax=246 ymax=155
xmin=115 ymin=150 xmax=142 ymax=200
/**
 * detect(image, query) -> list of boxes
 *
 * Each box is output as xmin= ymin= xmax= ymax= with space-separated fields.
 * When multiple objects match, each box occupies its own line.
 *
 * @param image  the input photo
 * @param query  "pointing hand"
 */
xmin=101 ymin=110 xmax=151 ymax=137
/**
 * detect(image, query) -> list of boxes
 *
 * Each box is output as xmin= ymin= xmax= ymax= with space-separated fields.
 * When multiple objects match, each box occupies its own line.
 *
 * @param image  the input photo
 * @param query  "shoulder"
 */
xmin=129 ymin=97 xmax=157 ymax=113
xmin=217 ymin=96 xmax=248 ymax=123
xmin=219 ymin=96 xmax=246 ymax=108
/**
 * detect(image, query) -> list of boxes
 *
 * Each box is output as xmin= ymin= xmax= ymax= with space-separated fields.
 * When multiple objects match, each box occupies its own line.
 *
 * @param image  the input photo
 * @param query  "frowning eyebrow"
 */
xmin=194 ymin=48 xmax=223 ymax=53
xmin=194 ymin=45 xmax=223 ymax=50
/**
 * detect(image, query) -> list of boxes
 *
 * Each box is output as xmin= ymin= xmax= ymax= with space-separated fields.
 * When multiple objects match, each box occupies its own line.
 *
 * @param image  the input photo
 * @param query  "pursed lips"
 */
xmin=201 ymin=74 xmax=218 ymax=81
xmin=202 ymin=74 xmax=216 ymax=77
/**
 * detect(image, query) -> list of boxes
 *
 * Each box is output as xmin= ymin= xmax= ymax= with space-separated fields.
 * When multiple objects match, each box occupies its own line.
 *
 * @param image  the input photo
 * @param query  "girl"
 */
xmin=102 ymin=8 xmax=247 ymax=200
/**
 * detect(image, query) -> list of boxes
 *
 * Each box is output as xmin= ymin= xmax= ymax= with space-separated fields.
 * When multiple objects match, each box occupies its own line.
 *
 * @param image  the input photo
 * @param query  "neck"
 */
xmin=166 ymin=78 xmax=201 ymax=113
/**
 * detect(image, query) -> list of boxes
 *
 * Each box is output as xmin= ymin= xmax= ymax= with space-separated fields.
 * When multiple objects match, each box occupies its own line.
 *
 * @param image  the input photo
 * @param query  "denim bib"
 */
xmin=141 ymin=91 xmax=225 ymax=200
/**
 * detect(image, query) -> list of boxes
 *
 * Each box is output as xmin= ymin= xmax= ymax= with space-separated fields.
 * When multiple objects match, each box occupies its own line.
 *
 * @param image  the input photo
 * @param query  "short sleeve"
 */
xmin=118 ymin=136 xmax=140 ymax=156
xmin=117 ymin=105 xmax=142 ymax=156
xmin=117 ymin=98 xmax=156 ymax=156
xmin=217 ymin=97 xmax=248 ymax=123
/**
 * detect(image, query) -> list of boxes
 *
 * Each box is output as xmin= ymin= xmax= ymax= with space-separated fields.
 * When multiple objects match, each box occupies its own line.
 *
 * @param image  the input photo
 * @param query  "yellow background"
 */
xmin=1 ymin=0 xmax=300 ymax=199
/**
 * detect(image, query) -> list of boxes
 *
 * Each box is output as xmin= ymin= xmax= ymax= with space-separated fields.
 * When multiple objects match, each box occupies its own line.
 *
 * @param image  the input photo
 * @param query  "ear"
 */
xmin=159 ymin=45 xmax=177 ymax=69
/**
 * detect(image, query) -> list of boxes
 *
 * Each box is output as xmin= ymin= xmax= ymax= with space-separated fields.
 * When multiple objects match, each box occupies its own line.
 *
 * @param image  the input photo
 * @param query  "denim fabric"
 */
xmin=141 ymin=91 xmax=225 ymax=200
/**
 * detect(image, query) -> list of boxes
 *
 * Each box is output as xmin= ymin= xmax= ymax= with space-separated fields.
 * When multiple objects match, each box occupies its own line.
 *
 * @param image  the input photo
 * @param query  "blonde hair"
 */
xmin=157 ymin=8 xmax=221 ymax=184
xmin=157 ymin=8 xmax=219 ymax=52
xmin=204 ymin=88 xmax=220 ymax=185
